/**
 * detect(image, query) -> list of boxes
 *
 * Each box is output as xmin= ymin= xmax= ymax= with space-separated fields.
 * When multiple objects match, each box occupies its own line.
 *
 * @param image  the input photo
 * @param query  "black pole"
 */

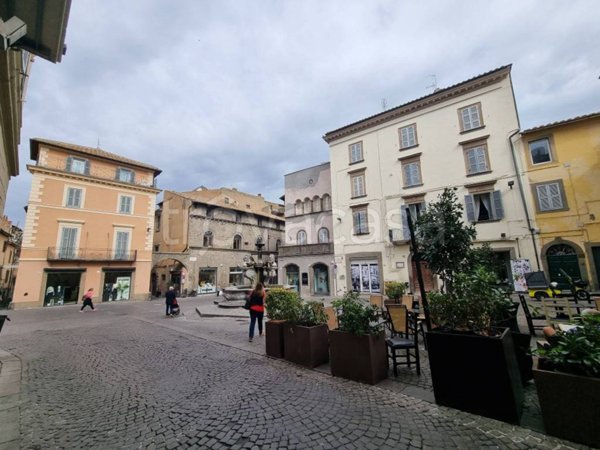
xmin=406 ymin=208 xmax=432 ymax=332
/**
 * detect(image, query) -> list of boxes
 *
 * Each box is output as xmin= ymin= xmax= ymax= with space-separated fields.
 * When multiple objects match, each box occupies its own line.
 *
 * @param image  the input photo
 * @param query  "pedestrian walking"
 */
xmin=165 ymin=286 xmax=177 ymax=317
xmin=80 ymin=288 xmax=96 ymax=312
xmin=247 ymin=282 xmax=265 ymax=342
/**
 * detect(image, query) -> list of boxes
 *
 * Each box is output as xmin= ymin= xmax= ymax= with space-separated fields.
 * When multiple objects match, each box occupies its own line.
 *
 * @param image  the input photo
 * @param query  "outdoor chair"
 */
xmin=385 ymin=304 xmax=420 ymax=376
xmin=324 ymin=306 xmax=338 ymax=330
xmin=518 ymin=294 xmax=546 ymax=336
xmin=401 ymin=295 xmax=414 ymax=311
xmin=541 ymin=297 xmax=577 ymax=327
xmin=369 ymin=294 xmax=384 ymax=309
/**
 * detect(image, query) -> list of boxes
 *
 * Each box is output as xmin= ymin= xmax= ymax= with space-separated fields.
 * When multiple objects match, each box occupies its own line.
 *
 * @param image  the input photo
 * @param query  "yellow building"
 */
xmin=12 ymin=139 xmax=161 ymax=308
xmin=519 ymin=112 xmax=600 ymax=290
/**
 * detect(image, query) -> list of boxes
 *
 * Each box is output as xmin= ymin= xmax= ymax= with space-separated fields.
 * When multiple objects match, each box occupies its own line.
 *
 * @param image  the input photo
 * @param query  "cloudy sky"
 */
xmin=6 ymin=0 xmax=599 ymax=225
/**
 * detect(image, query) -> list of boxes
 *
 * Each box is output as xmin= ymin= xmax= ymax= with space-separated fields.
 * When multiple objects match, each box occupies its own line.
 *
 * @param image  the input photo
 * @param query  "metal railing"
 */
xmin=47 ymin=247 xmax=137 ymax=262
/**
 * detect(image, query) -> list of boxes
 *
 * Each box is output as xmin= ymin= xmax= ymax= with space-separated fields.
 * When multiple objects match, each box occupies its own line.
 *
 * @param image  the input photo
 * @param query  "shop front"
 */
xmin=44 ymin=269 xmax=84 ymax=307
xmin=102 ymin=269 xmax=134 ymax=302
xmin=198 ymin=267 xmax=217 ymax=294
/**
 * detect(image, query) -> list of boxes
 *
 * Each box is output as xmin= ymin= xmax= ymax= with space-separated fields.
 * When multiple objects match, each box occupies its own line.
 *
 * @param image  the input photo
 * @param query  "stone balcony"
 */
xmin=47 ymin=248 xmax=137 ymax=262
xmin=278 ymin=242 xmax=333 ymax=257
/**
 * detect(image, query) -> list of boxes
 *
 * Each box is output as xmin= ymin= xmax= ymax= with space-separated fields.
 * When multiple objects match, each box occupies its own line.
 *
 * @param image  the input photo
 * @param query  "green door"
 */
xmin=547 ymin=244 xmax=582 ymax=290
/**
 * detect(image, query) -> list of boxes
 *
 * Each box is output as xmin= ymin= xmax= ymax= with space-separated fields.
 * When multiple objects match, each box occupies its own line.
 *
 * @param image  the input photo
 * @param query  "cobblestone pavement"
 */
xmin=0 ymin=298 xmax=589 ymax=449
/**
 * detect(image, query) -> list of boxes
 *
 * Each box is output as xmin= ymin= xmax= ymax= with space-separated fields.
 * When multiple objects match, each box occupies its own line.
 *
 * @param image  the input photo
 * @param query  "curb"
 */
xmin=0 ymin=348 xmax=20 ymax=449
xmin=195 ymin=306 xmax=248 ymax=319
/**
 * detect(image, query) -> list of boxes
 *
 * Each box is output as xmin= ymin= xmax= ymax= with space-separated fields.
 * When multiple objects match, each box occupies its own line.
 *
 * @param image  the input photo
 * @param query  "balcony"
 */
xmin=278 ymin=242 xmax=333 ymax=257
xmin=47 ymin=248 xmax=137 ymax=262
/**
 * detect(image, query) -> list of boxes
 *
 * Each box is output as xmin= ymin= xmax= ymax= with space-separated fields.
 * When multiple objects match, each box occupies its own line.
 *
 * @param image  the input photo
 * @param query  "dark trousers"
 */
xmin=249 ymin=310 xmax=264 ymax=338
xmin=166 ymin=300 xmax=173 ymax=315
xmin=81 ymin=299 xmax=94 ymax=311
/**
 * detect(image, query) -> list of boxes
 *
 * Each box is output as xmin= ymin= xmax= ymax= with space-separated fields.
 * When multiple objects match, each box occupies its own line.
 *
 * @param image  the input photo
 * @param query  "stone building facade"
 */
xmin=153 ymin=188 xmax=284 ymax=295
xmin=278 ymin=163 xmax=335 ymax=297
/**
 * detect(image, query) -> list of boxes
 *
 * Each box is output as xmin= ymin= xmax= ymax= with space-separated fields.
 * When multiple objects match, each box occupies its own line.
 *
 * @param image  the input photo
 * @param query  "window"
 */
xmin=534 ymin=181 xmax=566 ymax=212
xmin=352 ymin=207 xmax=369 ymax=235
xmin=349 ymin=142 xmax=363 ymax=164
xmin=276 ymin=239 xmax=281 ymax=250
xmin=295 ymin=200 xmax=303 ymax=215
xmin=312 ymin=196 xmax=322 ymax=212
xmin=203 ymin=231 xmax=213 ymax=247
xmin=236 ymin=212 xmax=243 ymax=223
xmin=350 ymin=172 xmax=366 ymax=198
xmin=464 ymin=143 xmax=490 ymax=175
xmin=154 ymin=245 xmax=159 ymax=252
xmin=65 ymin=187 xmax=83 ymax=208
xmin=322 ymin=194 xmax=331 ymax=211
xmin=465 ymin=191 xmax=504 ymax=222
xmin=58 ymin=226 xmax=78 ymax=259
xmin=66 ymin=156 xmax=89 ymax=175
xmin=304 ymin=198 xmax=312 ymax=214
xmin=233 ymin=235 xmax=242 ymax=250
xmin=399 ymin=124 xmax=417 ymax=149
xmin=459 ymin=103 xmax=483 ymax=132
xmin=401 ymin=201 xmax=426 ymax=239
xmin=318 ymin=227 xmax=329 ymax=243
xmin=350 ymin=261 xmax=380 ymax=293
xmin=206 ymin=207 xmax=214 ymax=219
xmin=229 ymin=267 xmax=244 ymax=285
xmin=401 ymin=159 xmax=422 ymax=187
xmin=297 ymin=230 xmax=307 ymax=245
xmin=119 ymin=195 xmax=133 ymax=214
xmin=114 ymin=231 xmax=130 ymax=259
xmin=529 ymin=138 xmax=553 ymax=165
xmin=116 ymin=168 xmax=134 ymax=183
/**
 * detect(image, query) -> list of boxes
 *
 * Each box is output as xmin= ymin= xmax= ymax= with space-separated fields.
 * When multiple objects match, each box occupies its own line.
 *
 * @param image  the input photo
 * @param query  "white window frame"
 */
xmin=113 ymin=228 xmax=131 ymax=260
xmin=318 ymin=227 xmax=329 ymax=243
xmin=349 ymin=142 xmax=363 ymax=164
xmin=63 ymin=185 xmax=85 ymax=209
xmin=402 ymin=160 xmax=422 ymax=187
xmin=297 ymin=230 xmax=307 ymax=245
xmin=69 ymin=157 xmax=88 ymax=174
xmin=459 ymin=103 xmax=483 ymax=131
xmin=352 ymin=208 xmax=369 ymax=235
xmin=399 ymin=124 xmax=417 ymax=149
xmin=528 ymin=137 xmax=553 ymax=165
xmin=117 ymin=194 xmax=134 ymax=215
xmin=56 ymin=222 xmax=82 ymax=259
xmin=350 ymin=172 xmax=366 ymax=198
xmin=116 ymin=167 xmax=135 ymax=183
xmin=464 ymin=191 xmax=504 ymax=223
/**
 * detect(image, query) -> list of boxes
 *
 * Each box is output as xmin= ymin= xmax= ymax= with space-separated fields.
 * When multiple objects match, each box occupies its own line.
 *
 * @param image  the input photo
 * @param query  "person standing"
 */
xmin=80 ymin=288 xmax=96 ymax=312
xmin=165 ymin=286 xmax=176 ymax=317
xmin=248 ymin=282 xmax=265 ymax=342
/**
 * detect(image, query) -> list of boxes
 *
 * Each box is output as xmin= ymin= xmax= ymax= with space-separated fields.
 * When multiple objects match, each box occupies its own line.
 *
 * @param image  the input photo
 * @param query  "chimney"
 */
xmin=257 ymin=193 xmax=262 ymax=197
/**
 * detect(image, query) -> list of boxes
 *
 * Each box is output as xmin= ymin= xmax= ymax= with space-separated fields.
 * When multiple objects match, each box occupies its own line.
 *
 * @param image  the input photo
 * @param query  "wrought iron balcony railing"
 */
xmin=278 ymin=242 xmax=333 ymax=257
xmin=47 ymin=247 xmax=137 ymax=262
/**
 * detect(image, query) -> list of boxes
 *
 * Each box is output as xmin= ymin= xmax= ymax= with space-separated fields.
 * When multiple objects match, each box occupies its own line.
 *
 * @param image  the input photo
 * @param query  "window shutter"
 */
xmin=115 ymin=168 xmax=121 ymax=180
xmin=536 ymin=185 xmax=551 ymax=210
xmin=401 ymin=206 xmax=410 ymax=240
xmin=84 ymin=160 xmax=90 ymax=175
xmin=491 ymin=190 xmax=504 ymax=220
xmin=66 ymin=156 xmax=73 ymax=172
xmin=130 ymin=171 xmax=136 ymax=184
xmin=465 ymin=195 xmax=475 ymax=222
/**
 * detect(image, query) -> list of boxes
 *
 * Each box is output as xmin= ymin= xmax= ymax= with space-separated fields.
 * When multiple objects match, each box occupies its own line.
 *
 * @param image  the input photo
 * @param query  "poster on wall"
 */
xmin=510 ymin=259 xmax=532 ymax=292
xmin=115 ymin=277 xmax=131 ymax=300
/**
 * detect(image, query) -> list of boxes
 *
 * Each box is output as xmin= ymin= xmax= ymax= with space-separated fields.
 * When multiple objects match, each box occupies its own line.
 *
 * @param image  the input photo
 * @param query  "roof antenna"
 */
xmin=426 ymin=74 xmax=438 ymax=93
xmin=96 ymin=137 xmax=100 ymax=149
xmin=381 ymin=98 xmax=388 ymax=111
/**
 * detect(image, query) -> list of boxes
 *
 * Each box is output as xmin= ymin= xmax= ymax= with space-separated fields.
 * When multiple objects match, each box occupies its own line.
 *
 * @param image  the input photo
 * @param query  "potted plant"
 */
xmin=384 ymin=281 xmax=407 ymax=302
xmin=264 ymin=288 xmax=298 ymax=358
xmin=533 ymin=314 xmax=600 ymax=447
xmin=415 ymin=188 xmax=524 ymax=424
xmin=329 ymin=292 xmax=388 ymax=385
xmin=282 ymin=299 xmax=329 ymax=368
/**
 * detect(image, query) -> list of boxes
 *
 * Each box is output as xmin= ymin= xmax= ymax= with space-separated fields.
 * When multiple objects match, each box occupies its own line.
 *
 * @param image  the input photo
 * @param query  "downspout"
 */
xmin=508 ymin=130 xmax=541 ymax=270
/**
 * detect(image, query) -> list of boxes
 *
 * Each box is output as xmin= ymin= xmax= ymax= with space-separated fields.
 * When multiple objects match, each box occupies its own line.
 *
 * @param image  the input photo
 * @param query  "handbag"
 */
xmin=243 ymin=294 xmax=251 ymax=310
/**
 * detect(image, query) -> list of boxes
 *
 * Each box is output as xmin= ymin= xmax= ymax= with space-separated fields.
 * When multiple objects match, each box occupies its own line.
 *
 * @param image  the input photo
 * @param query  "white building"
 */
xmin=278 ymin=162 xmax=334 ymax=297
xmin=323 ymin=65 xmax=537 ymax=295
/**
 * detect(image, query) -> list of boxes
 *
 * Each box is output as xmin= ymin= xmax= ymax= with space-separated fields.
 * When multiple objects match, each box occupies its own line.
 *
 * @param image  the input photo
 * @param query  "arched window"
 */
xmin=322 ymin=194 xmax=331 ymax=211
xmin=297 ymin=230 xmax=307 ymax=245
xmin=276 ymin=239 xmax=281 ymax=251
xmin=318 ymin=227 xmax=329 ymax=243
xmin=313 ymin=195 xmax=322 ymax=212
xmin=233 ymin=234 xmax=242 ymax=250
xmin=304 ymin=197 xmax=312 ymax=214
xmin=203 ymin=231 xmax=213 ymax=247
xmin=295 ymin=200 xmax=303 ymax=215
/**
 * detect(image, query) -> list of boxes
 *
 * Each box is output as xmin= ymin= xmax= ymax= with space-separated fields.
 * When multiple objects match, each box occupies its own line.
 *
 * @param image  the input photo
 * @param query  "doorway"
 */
xmin=313 ymin=263 xmax=329 ymax=295
xmin=546 ymin=244 xmax=582 ymax=289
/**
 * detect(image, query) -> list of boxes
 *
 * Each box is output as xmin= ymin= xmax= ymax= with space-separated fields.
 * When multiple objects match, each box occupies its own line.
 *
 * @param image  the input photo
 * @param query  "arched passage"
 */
xmin=151 ymin=258 xmax=188 ymax=297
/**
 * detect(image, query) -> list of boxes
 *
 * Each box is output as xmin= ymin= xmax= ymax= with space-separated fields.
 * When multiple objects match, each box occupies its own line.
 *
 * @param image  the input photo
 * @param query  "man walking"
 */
xmin=165 ymin=286 xmax=176 ymax=317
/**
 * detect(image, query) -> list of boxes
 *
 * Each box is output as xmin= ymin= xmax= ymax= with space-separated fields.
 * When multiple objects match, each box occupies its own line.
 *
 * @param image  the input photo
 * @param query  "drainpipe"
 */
xmin=508 ymin=130 xmax=541 ymax=270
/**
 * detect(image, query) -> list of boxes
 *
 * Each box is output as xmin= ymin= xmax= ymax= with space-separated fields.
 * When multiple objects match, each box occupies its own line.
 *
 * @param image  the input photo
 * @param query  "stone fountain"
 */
xmin=216 ymin=237 xmax=290 ymax=308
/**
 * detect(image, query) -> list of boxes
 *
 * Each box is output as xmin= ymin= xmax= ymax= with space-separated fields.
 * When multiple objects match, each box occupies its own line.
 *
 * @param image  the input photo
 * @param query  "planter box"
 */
xmin=512 ymin=332 xmax=533 ymax=384
xmin=283 ymin=323 xmax=328 ymax=368
xmin=329 ymin=330 xmax=388 ymax=385
xmin=533 ymin=359 xmax=600 ymax=448
xmin=265 ymin=320 xmax=286 ymax=359
xmin=426 ymin=327 xmax=524 ymax=424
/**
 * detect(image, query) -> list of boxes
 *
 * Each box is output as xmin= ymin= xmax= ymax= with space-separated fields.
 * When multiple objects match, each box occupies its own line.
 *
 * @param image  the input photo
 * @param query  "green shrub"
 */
xmin=332 ymin=291 xmax=382 ymax=336
xmin=265 ymin=288 xmax=299 ymax=321
xmin=384 ymin=281 xmax=408 ymax=300
xmin=297 ymin=301 xmax=327 ymax=327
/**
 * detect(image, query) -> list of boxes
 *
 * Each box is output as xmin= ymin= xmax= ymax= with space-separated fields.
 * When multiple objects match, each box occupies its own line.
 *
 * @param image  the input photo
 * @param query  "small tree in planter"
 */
xmin=415 ymin=188 xmax=524 ymax=424
xmin=329 ymin=292 xmax=388 ymax=385
xmin=384 ymin=281 xmax=408 ymax=302
xmin=533 ymin=314 xmax=600 ymax=447
xmin=282 ymin=299 xmax=329 ymax=368
xmin=264 ymin=288 xmax=300 ymax=358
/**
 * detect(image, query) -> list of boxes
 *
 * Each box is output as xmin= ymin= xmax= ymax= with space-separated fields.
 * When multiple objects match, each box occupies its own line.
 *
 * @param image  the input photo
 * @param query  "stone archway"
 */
xmin=151 ymin=254 xmax=190 ymax=297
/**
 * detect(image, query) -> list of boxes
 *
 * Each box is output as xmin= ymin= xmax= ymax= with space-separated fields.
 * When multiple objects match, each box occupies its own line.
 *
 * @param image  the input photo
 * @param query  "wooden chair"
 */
xmin=401 ymin=295 xmax=414 ymax=311
xmin=369 ymin=294 xmax=384 ymax=310
xmin=324 ymin=306 xmax=338 ymax=330
xmin=385 ymin=304 xmax=420 ymax=376
xmin=518 ymin=294 xmax=546 ymax=336
xmin=541 ymin=297 xmax=576 ymax=327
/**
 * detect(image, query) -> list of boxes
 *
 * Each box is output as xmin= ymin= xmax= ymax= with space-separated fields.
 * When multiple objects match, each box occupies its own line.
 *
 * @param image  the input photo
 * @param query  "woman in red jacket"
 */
xmin=248 ymin=282 xmax=265 ymax=342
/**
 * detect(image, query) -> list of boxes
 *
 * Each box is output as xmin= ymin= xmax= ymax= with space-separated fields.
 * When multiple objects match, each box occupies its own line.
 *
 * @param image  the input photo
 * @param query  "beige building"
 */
xmin=0 ymin=1 xmax=71 ymax=215
xmin=153 ymin=188 xmax=285 ymax=295
xmin=323 ymin=65 xmax=538 ymax=295
xmin=278 ymin=162 xmax=335 ymax=297
xmin=0 ymin=215 xmax=19 ymax=304
xmin=12 ymin=139 xmax=161 ymax=308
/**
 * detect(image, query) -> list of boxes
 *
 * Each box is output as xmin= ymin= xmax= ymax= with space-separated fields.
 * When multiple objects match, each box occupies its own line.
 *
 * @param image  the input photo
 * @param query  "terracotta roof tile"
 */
xmin=521 ymin=111 xmax=600 ymax=134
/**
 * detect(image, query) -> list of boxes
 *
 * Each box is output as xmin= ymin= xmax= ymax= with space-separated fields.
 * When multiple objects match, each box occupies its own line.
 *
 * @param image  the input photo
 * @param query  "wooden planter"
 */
xmin=265 ymin=320 xmax=286 ymax=359
xmin=426 ymin=327 xmax=524 ymax=424
xmin=329 ymin=330 xmax=388 ymax=385
xmin=283 ymin=323 xmax=329 ymax=368
xmin=533 ymin=359 xmax=600 ymax=447
xmin=511 ymin=331 xmax=533 ymax=384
